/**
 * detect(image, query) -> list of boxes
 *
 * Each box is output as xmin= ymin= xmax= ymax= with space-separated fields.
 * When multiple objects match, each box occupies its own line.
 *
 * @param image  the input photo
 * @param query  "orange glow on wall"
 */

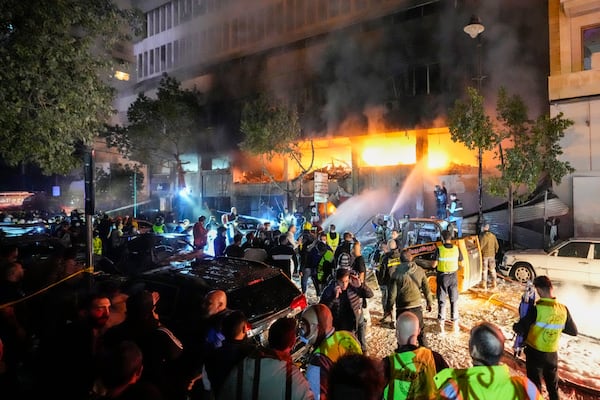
xmin=361 ymin=135 xmax=416 ymax=166
xmin=427 ymin=132 xmax=480 ymax=170
xmin=251 ymin=128 xmax=491 ymax=181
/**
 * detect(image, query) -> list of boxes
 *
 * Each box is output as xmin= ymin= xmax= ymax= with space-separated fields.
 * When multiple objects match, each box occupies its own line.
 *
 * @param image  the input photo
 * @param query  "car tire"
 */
xmin=510 ymin=263 xmax=534 ymax=283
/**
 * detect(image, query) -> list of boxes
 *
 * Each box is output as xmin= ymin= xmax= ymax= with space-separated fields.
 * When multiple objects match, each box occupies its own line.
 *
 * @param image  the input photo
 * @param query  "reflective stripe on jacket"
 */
xmin=383 ymin=347 xmax=437 ymax=400
xmin=525 ymin=298 xmax=567 ymax=353
xmin=436 ymin=245 xmax=459 ymax=273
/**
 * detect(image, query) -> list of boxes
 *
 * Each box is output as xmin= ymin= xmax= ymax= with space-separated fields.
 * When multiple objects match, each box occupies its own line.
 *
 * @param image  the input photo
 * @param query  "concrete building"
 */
xmin=549 ymin=0 xmax=600 ymax=237
xmin=114 ymin=0 xmax=550 ymax=228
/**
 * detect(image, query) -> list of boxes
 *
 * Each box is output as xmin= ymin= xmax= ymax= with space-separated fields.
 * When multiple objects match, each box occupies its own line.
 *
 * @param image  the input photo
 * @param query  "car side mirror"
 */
xmin=549 ymin=250 xmax=558 ymax=256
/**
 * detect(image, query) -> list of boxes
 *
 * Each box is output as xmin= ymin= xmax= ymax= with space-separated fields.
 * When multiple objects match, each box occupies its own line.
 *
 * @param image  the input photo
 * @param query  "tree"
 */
xmin=103 ymin=74 xmax=209 ymax=190
xmin=448 ymin=86 xmax=497 ymax=233
xmin=240 ymin=94 xmax=314 ymax=210
xmin=0 ymin=0 xmax=141 ymax=175
xmin=488 ymin=88 xmax=574 ymax=246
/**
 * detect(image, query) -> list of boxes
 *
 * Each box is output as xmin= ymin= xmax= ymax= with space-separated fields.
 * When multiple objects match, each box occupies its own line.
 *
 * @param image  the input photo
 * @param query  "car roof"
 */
xmin=140 ymin=256 xmax=283 ymax=293
xmin=568 ymin=237 xmax=600 ymax=242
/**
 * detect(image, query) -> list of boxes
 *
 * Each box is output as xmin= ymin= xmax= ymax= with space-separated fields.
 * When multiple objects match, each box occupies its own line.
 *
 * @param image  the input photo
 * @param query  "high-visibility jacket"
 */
xmin=313 ymin=330 xmax=362 ymax=361
xmin=434 ymin=365 xmax=542 ymax=400
xmin=383 ymin=347 xmax=437 ymax=400
xmin=436 ymin=245 xmax=459 ymax=273
xmin=316 ymin=248 xmax=334 ymax=282
xmin=326 ymin=232 xmax=340 ymax=252
xmin=92 ymin=236 xmax=103 ymax=255
xmin=525 ymin=298 xmax=567 ymax=353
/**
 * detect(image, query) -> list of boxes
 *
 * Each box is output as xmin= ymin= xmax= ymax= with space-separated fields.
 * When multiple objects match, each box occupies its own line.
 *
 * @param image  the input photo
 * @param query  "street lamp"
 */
xmin=464 ymin=14 xmax=486 ymax=233
xmin=464 ymin=15 xmax=484 ymax=39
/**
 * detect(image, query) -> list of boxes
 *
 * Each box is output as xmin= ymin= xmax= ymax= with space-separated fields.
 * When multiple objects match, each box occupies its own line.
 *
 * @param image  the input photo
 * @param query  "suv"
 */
xmin=499 ymin=237 xmax=600 ymax=287
xmin=101 ymin=256 xmax=307 ymax=348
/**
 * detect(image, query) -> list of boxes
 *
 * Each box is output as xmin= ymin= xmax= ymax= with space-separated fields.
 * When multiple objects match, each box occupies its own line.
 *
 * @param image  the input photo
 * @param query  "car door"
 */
xmin=549 ymin=240 xmax=592 ymax=285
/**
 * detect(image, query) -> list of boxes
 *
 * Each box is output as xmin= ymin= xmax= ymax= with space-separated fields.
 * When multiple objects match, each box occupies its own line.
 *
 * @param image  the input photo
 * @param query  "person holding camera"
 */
xmin=319 ymin=268 xmax=373 ymax=354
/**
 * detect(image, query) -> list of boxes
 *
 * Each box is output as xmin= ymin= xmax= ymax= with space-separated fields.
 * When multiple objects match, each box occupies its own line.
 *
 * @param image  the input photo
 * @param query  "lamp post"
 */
xmin=464 ymin=14 xmax=486 ymax=233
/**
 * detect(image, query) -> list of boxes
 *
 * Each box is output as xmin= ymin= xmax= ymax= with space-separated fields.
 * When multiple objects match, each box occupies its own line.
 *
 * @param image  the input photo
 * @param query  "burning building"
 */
xmin=111 ymin=0 xmax=550 ymax=228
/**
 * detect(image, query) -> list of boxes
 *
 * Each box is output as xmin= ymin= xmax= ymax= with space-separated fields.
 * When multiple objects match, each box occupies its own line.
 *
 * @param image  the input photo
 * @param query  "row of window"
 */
xmin=139 ymin=0 xmax=413 ymax=79
xmin=146 ymin=0 xmax=401 ymax=38
xmin=147 ymin=0 xmax=235 ymax=37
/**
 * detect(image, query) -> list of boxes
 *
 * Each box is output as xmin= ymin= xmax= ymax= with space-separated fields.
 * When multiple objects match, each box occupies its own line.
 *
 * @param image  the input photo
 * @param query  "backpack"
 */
xmin=336 ymin=250 xmax=355 ymax=270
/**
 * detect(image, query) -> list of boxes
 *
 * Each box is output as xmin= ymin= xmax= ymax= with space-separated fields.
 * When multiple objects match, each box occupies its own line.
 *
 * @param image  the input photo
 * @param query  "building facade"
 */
xmin=549 ymin=0 xmax=600 ymax=237
xmin=113 ymin=0 xmax=550 ymax=229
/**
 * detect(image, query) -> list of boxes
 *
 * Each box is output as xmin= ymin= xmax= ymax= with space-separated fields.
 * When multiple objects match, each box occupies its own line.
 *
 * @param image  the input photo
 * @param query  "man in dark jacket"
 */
xmin=385 ymin=249 xmax=434 ymax=346
xmin=378 ymin=240 xmax=401 ymax=321
xmin=268 ymin=234 xmax=297 ymax=278
xmin=320 ymin=268 xmax=373 ymax=353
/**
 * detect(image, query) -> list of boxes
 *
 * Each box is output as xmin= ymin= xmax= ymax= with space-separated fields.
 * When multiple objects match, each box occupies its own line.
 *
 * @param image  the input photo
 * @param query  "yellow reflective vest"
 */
xmin=434 ymin=365 xmax=542 ymax=400
xmin=383 ymin=347 xmax=437 ymax=400
xmin=313 ymin=330 xmax=362 ymax=361
xmin=326 ymin=232 xmax=340 ymax=252
xmin=525 ymin=298 xmax=567 ymax=353
xmin=436 ymin=245 xmax=459 ymax=273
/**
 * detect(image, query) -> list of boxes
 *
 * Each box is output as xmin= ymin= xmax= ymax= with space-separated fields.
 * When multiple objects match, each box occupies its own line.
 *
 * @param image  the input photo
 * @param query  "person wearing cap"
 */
xmin=513 ymin=276 xmax=578 ymax=400
xmin=383 ymin=312 xmax=448 ymax=400
xmin=435 ymin=321 xmax=542 ymax=399
xmin=300 ymin=304 xmax=362 ymax=400
xmin=478 ymin=222 xmax=499 ymax=290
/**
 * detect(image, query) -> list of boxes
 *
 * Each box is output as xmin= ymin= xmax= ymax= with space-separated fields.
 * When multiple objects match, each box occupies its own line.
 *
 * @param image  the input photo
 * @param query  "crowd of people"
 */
xmin=0 ymin=204 xmax=579 ymax=400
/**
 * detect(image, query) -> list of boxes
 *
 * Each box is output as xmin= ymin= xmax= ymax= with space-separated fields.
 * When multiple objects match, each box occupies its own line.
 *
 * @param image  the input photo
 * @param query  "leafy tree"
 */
xmin=103 ymin=74 xmax=209 ymax=190
xmin=448 ymin=86 xmax=497 ymax=232
xmin=488 ymin=88 xmax=574 ymax=246
xmin=240 ymin=94 xmax=314 ymax=209
xmin=0 ymin=0 xmax=141 ymax=174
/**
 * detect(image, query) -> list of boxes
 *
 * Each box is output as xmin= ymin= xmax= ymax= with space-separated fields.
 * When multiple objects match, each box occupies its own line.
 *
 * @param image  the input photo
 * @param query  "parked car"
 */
xmin=499 ymin=237 xmax=600 ymax=288
xmin=0 ymin=233 xmax=69 ymax=269
xmin=99 ymin=256 xmax=308 ymax=353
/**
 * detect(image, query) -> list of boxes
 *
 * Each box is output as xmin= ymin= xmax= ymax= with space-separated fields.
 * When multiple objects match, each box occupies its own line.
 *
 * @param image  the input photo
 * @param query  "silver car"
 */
xmin=499 ymin=238 xmax=600 ymax=287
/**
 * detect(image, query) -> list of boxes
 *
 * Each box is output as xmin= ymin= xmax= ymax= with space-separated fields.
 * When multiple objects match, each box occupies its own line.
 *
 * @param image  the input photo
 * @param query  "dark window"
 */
xmin=558 ymin=242 xmax=590 ymax=258
xmin=583 ymin=25 xmax=600 ymax=70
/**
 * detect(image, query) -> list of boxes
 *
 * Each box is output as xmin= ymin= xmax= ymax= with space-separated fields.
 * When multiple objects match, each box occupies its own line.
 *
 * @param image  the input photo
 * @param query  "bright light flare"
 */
xmin=427 ymin=149 xmax=450 ymax=170
xmin=361 ymin=137 xmax=416 ymax=166
xmin=327 ymin=202 xmax=337 ymax=215
xmin=179 ymin=187 xmax=191 ymax=197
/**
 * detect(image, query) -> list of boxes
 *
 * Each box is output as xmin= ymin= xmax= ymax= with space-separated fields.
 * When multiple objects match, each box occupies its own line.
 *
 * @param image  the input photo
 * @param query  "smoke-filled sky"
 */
xmin=171 ymin=0 xmax=550 ymax=146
